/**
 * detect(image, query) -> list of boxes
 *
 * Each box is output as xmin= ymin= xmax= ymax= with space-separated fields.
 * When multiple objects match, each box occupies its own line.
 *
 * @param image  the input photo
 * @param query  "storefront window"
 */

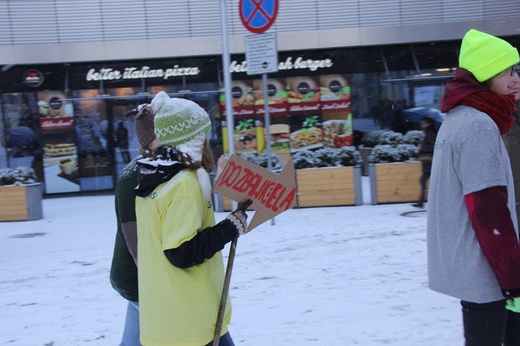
xmin=73 ymin=90 xmax=114 ymax=191
xmin=1 ymin=92 xmax=43 ymax=181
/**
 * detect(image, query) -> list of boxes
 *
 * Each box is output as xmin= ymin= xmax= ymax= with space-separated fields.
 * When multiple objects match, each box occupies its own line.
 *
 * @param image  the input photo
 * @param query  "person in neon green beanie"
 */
xmin=427 ymin=28 xmax=520 ymax=345
xmin=459 ymin=29 xmax=519 ymax=83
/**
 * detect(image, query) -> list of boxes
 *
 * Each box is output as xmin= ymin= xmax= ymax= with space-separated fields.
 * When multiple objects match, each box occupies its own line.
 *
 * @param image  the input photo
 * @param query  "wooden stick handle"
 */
xmin=212 ymin=237 xmax=238 ymax=346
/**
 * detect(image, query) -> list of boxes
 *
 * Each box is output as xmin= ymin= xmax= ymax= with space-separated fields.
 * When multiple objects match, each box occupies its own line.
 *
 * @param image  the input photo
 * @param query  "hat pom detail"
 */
xmin=151 ymin=91 xmax=170 ymax=112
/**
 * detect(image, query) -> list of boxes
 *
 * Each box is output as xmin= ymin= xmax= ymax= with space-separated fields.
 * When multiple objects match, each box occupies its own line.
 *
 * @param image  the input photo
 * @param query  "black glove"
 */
xmin=225 ymin=210 xmax=248 ymax=236
xmin=224 ymin=199 xmax=252 ymax=236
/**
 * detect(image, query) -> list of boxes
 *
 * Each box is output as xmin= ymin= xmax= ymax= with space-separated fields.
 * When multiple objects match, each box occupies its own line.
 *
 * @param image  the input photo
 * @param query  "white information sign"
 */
xmin=245 ymin=32 xmax=279 ymax=75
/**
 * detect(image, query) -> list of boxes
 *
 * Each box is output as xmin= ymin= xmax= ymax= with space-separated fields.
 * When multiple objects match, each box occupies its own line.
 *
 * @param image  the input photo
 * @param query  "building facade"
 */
xmin=1 ymin=0 xmax=519 ymax=194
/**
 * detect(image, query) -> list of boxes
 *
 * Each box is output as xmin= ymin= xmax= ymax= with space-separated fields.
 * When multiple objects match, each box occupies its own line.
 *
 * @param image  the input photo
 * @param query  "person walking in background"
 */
xmin=412 ymin=116 xmax=437 ymax=208
xmin=134 ymin=91 xmax=251 ymax=346
xmin=116 ymin=121 xmax=131 ymax=163
xmin=427 ymin=29 xmax=520 ymax=345
xmin=110 ymin=104 xmax=159 ymax=346
xmin=503 ymin=72 xmax=520 ymax=223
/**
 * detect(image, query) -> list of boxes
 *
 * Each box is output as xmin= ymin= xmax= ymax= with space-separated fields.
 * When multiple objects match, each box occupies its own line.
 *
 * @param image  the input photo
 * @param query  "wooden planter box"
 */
xmin=0 ymin=184 xmax=43 ymax=221
xmin=368 ymin=162 xmax=422 ymax=204
xmin=295 ymin=166 xmax=362 ymax=208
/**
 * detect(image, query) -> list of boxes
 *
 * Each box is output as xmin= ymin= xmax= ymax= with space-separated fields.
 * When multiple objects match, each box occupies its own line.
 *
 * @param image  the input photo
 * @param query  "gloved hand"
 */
xmin=506 ymin=298 xmax=520 ymax=313
xmin=225 ymin=199 xmax=253 ymax=236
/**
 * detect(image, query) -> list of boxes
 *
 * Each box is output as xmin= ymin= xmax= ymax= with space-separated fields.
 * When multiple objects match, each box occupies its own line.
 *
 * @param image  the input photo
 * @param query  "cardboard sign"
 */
xmin=212 ymin=154 xmax=297 ymax=231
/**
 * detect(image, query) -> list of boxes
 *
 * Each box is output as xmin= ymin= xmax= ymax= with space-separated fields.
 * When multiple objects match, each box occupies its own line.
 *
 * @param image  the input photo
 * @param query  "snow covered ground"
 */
xmin=1 ymin=182 xmax=463 ymax=345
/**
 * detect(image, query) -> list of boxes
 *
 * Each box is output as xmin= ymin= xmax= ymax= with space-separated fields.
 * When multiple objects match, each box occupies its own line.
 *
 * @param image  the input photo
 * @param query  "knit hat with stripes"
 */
xmin=151 ymin=91 xmax=211 ymax=162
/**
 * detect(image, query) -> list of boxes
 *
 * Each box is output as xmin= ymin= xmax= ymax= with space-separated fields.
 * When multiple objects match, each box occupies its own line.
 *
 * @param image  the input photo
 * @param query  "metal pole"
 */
xmin=220 ymin=0 xmax=235 ymax=157
xmin=213 ymin=2 xmax=236 ymax=345
xmin=262 ymin=73 xmax=275 ymax=226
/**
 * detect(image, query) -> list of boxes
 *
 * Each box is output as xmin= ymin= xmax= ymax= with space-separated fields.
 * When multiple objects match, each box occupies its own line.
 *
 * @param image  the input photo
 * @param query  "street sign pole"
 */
xmin=220 ymin=0 xmax=235 ymax=158
xmin=261 ymin=72 xmax=275 ymax=226
xmin=214 ymin=2 xmax=279 ymax=344
xmin=262 ymin=72 xmax=272 ymax=171
xmin=213 ymin=2 xmax=237 ymax=345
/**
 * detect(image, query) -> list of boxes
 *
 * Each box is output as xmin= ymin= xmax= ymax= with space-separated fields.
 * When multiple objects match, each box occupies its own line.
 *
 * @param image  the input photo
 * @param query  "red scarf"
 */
xmin=458 ymin=91 xmax=517 ymax=135
xmin=442 ymin=68 xmax=517 ymax=135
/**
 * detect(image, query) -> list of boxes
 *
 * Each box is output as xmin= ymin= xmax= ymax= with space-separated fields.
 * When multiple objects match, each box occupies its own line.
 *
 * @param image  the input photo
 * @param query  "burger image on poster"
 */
xmin=253 ymin=79 xmax=286 ymax=104
xmin=48 ymin=96 xmax=65 ymax=117
xmin=38 ymin=94 xmax=67 ymax=117
xmin=231 ymin=81 xmax=253 ymax=106
xmin=319 ymin=75 xmax=348 ymax=101
xmin=287 ymin=76 xmax=319 ymax=102
xmin=269 ymin=123 xmax=290 ymax=153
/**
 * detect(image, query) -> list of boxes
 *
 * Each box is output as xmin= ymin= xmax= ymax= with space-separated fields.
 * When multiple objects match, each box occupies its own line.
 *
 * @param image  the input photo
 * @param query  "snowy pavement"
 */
xmin=0 ymin=193 xmax=463 ymax=345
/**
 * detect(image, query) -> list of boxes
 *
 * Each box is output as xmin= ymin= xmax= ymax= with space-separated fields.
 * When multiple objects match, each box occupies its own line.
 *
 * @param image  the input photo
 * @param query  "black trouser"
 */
xmin=416 ymin=161 xmax=431 ymax=205
xmin=461 ymin=300 xmax=520 ymax=346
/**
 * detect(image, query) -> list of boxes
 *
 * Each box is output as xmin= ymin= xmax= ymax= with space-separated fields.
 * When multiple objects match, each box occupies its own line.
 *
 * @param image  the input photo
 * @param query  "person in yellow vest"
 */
xmin=134 ymin=91 xmax=251 ymax=346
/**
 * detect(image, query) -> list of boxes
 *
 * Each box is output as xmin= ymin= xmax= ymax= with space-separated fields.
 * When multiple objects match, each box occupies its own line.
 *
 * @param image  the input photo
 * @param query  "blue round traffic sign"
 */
xmin=239 ymin=0 xmax=278 ymax=34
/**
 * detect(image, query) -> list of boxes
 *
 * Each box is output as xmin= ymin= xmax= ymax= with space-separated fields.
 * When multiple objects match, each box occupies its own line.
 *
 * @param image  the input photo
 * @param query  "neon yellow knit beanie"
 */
xmin=459 ymin=29 xmax=519 ymax=82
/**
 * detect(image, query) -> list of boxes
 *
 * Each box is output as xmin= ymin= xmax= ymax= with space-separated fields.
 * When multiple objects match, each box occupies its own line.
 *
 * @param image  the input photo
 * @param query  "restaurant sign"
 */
xmin=230 ymin=56 xmax=333 ymax=74
xmin=85 ymin=65 xmax=201 ymax=81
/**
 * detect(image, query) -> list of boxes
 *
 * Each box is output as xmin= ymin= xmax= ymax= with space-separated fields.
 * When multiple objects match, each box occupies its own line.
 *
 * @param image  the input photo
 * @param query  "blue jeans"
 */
xmin=204 ymin=332 xmax=234 ymax=346
xmin=120 ymin=301 xmax=141 ymax=346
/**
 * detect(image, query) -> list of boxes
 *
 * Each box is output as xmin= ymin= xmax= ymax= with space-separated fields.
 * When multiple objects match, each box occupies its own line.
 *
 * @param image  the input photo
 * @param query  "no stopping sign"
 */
xmin=239 ymin=0 xmax=279 ymax=34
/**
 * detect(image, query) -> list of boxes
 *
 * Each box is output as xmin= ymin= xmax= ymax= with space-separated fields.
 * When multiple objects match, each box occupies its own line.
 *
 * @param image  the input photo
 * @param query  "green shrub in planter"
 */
xmin=293 ymin=150 xmax=319 ymax=169
xmin=314 ymin=148 xmax=338 ymax=167
xmin=402 ymin=130 xmax=424 ymax=146
xmin=0 ymin=166 xmax=39 ymax=186
xmin=336 ymin=146 xmax=362 ymax=167
xmin=241 ymin=152 xmax=282 ymax=170
xmin=368 ymin=144 xmax=418 ymax=163
xmin=293 ymin=147 xmax=361 ymax=168
xmin=361 ymin=130 xmax=403 ymax=147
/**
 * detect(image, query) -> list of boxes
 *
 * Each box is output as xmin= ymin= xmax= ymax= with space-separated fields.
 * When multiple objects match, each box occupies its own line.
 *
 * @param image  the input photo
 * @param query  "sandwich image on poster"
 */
xmin=288 ymin=114 xmax=324 ymax=152
xmin=233 ymin=118 xmax=257 ymax=154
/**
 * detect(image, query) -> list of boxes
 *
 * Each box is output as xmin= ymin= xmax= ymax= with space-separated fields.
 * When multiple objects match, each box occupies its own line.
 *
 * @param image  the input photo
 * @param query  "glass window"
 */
xmin=1 ymin=92 xmax=43 ymax=181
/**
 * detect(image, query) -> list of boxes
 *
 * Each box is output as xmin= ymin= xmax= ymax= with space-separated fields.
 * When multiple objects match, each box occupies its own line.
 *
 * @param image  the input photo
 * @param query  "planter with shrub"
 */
xmin=359 ymin=130 xmax=424 ymax=176
xmin=368 ymin=143 xmax=422 ymax=204
xmin=293 ymin=147 xmax=362 ymax=207
xmin=0 ymin=167 xmax=43 ymax=221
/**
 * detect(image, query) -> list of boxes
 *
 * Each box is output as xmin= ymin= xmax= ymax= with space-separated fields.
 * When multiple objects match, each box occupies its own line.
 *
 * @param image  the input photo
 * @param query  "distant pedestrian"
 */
xmin=427 ymin=29 xmax=520 ymax=345
xmin=116 ymin=121 xmax=131 ymax=163
xmin=412 ymin=116 xmax=437 ymax=208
